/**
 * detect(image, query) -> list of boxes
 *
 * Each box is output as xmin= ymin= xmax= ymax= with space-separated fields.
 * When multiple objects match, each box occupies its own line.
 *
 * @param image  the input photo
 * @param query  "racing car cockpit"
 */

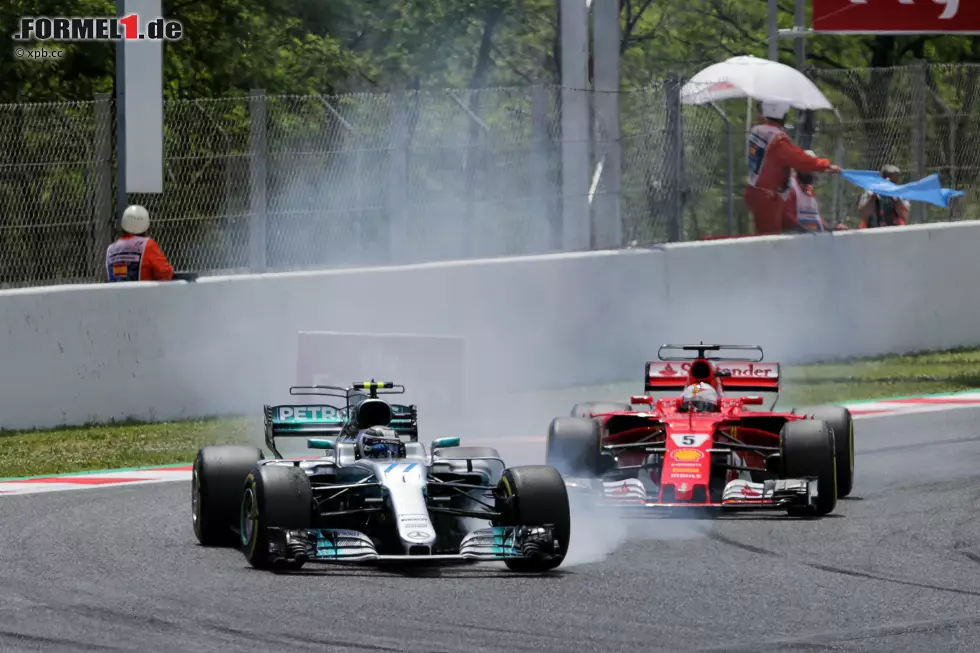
xmin=679 ymin=383 xmax=721 ymax=413
xmin=354 ymin=427 xmax=407 ymax=460
xmin=338 ymin=396 xmax=394 ymax=441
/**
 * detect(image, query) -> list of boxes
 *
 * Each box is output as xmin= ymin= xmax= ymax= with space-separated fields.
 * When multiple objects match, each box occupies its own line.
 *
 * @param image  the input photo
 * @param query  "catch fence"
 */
xmin=0 ymin=62 xmax=975 ymax=287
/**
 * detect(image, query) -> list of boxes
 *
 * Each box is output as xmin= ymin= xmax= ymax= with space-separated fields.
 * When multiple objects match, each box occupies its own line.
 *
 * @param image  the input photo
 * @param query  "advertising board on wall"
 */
xmin=812 ymin=1 xmax=980 ymax=34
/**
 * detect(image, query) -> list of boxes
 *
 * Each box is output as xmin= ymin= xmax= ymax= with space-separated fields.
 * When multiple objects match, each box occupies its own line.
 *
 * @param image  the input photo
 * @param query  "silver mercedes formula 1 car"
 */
xmin=191 ymin=381 xmax=570 ymax=573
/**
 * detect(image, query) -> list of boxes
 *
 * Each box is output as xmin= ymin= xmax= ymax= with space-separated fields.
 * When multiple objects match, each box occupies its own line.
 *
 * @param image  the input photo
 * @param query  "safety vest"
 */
xmin=105 ymin=236 xmax=149 ymax=282
xmin=791 ymin=178 xmax=826 ymax=232
xmin=746 ymin=124 xmax=786 ymax=190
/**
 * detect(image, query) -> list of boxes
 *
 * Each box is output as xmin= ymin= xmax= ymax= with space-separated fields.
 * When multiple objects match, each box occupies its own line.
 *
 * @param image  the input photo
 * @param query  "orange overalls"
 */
xmin=105 ymin=234 xmax=174 ymax=282
xmin=744 ymin=121 xmax=833 ymax=236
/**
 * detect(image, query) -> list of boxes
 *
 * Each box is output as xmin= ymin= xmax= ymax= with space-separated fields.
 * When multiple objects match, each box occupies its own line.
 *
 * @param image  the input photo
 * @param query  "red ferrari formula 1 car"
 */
xmin=545 ymin=344 xmax=854 ymax=516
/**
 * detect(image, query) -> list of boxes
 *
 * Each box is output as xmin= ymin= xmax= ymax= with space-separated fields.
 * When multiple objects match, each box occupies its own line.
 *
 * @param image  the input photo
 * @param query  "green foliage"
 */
xmin=3 ymin=0 xmax=977 ymax=102
xmin=0 ymin=0 xmax=977 ymax=279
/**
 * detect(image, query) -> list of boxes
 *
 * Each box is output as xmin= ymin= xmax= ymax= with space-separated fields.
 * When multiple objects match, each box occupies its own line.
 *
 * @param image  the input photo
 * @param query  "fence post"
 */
xmin=593 ymin=0 xmax=622 ymax=249
xmin=708 ymin=103 xmax=734 ymax=236
xmin=560 ymin=0 xmax=591 ymax=251
xmin=666 ymin=73 xmax=684 ymax=241
xmin=911 ymin=61 xmax=927 ymax=224
xmin=387 ymin=91 xmax=409 ymax=264
xmin=248 ymin=89 xmax=267 ymax=272
xmin=91 ymin=93 xmax=114 ymax=278
xmin=949 ymin=108 xmax=958 ymax=221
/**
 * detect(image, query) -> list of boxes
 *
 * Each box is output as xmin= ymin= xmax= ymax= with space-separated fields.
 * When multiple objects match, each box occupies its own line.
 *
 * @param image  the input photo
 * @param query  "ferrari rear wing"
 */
xmin=644 ymin=360 xmax=781 ymax=394
xmin=657 ymin=343 xmax=764 ymax=362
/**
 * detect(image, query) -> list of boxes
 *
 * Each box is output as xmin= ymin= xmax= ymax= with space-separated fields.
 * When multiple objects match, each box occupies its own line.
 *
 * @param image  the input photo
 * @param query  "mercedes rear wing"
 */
xmin=263 ymin=402 xmax=419 ymax=454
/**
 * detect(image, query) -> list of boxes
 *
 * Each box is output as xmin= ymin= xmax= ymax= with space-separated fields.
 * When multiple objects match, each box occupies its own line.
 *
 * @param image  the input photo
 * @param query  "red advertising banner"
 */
xmin=812 ymin=1 xmax=980 ymax=34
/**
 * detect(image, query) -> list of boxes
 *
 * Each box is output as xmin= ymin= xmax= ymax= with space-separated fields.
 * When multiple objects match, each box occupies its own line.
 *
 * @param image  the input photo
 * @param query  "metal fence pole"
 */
xmin=767 ymin=0 xmax=779 ymax=61
xmin=912 ymin=61 xmax=928 ymax=224
xmin=92 ymin=94 xmax=114 ymax=278
xmin=794 ymin=0 xmax=805 ymax=65
xmin=666 ymin=73 xmax=684 ymax=241
xmin=593 ymin=0 xmax=622 ymax=249
xmin=560 ymin=0 xmax=591 ymax=250
xmin=248 ymin=89 xmax=268 ymax=272
xmin=709 ymin=102 xmax=734 ymax=236
xmin=387 ymin=91 xmax=409 ymax=263
xmin=949 ymin=110 xmax=958 ymax=221
xmin=927 ymin=88 xmax=957 ymax=221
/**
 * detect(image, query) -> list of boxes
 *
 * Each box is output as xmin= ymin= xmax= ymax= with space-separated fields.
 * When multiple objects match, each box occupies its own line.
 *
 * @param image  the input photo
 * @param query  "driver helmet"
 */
xmin=681 ymin=383 xmax=720 ymax=413
xmin=355 ymin=427 xmax=405 ymax=460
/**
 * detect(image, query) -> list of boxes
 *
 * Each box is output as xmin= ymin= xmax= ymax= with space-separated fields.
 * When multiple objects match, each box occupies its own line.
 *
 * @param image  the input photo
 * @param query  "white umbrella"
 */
xmin=680 ymin=55 xmax=835 ymax=111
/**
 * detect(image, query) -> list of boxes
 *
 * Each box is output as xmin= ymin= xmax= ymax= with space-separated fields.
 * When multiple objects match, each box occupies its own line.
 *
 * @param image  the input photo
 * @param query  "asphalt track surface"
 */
xmin=4 ymin=409 xmax=980 ymax=652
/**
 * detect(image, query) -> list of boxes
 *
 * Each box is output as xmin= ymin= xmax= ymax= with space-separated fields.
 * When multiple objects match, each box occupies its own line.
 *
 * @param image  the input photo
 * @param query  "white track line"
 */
xmin=2 ymin=393 xmax=979 ymax=496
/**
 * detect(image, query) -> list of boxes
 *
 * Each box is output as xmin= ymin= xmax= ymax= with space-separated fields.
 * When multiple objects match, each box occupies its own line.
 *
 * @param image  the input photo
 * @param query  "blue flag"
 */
xmin=841 ymin=170 xmax=964 ymax=209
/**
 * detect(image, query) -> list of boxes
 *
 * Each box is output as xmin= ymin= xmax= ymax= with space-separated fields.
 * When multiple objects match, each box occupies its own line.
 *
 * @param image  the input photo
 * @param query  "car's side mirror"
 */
xmin=431 ymin=436 xmax=460 ymax=449
xmin=630 ymin=395 xmax=654 ymax=405
xmin=307 ymin=438 xmax=335 ymax=450
xmin=741 ymin=396 xmax=765 ymax=406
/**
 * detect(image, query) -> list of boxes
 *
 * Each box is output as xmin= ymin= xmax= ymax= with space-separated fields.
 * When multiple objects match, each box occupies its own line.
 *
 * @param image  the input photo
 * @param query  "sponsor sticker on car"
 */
xmin=670 ymin=433 xmax=710 ymax=448
xmin=276 ymin=406 xmax=341 ymax=422
xmin=671 ymin=449 xmax=704 ymax=462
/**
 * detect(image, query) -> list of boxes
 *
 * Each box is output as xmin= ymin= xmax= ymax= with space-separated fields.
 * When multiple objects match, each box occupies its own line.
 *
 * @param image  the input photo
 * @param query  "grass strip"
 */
xmin=2 ymin=347 xmax=979 ymax=478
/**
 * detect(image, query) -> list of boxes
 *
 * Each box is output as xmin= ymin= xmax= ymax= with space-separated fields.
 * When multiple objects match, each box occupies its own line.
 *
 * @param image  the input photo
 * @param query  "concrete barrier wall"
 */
xmin=3 ymin=221 xmax=979 ymax=431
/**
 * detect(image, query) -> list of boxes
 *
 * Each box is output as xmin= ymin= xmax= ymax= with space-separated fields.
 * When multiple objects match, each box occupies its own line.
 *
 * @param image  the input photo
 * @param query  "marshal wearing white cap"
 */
xmin=105 ymin=204 xmax=174 ymax=282
xmin=743 ymin=101 xmax=842 ymax=236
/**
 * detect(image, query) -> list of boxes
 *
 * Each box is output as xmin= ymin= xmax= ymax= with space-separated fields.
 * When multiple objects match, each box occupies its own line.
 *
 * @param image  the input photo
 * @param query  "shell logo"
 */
xmin=672 ymin=449 xmax=704 ymax=462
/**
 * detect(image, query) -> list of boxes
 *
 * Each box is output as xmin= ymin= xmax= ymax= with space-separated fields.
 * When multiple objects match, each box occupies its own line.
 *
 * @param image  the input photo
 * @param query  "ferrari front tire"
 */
xmin=780 ymin=419 xmax=837 ymax=517
xmin=795 ymin=406 xmax=854 ymax=498
xmin=546 ymin=416 xmax=603 ymax=477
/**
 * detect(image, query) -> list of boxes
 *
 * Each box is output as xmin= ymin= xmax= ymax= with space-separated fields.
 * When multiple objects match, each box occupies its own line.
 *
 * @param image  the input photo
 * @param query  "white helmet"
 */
xmin=121 ymin=204 xmax=150 ymax=235
xmin=681 ymin=383 xmax=720 ymax=413
xmin=760 ymin=101 xmax=790 ymax=121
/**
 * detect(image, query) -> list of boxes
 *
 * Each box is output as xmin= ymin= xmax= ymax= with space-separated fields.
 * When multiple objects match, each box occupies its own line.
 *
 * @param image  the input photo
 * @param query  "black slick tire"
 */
xmin=192 ymin=445 xmax=263 ymax=546
xmin=494 ymin=465 xmax=571 ymax=573
xmin=546 ymin=416 xmax=603 ymax=478
xmin=780 ymin=419 xmax=837 ymax=516
xmin=240 ymin=464 xmax=313 ymax=570
xmin=793 ymin=406 xmax=854 ymax=498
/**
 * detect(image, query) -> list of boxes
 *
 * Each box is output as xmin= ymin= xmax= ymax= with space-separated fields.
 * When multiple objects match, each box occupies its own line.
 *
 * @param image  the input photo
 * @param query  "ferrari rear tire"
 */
xmin=570 ymin=401 xmax=632 ymax=418
xmin=192 ymin=445 xmax=264 ymax=546
xmin=780 ymin=419 xmax=837 ymax=517
xmin=240 ymin=464 xmax=313 ymax=570
xmin=494 ymin=465 xmax=571 ymax=573
xmin=794 ymin=406 xmax=854 ymax=498
xmin=546 ymin=416 xmax=603 ymax=477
